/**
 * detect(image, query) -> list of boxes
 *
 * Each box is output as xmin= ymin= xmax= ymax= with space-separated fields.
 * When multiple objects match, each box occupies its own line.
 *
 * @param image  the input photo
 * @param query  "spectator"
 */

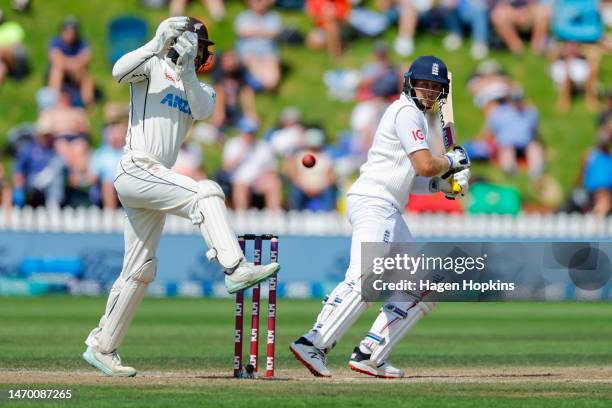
xmin=221 ymin=118 xmax=282 ymax=210
xmin=38 ymin=88 xmax=92 ymax=206
xmin=486 ymin=88 xmax=544 ymax=180
xmin=549 ymin=0 xmax=604 ymax=112
xmin=350 ymin=70 xmax=398 ymax=165
xmin=38 ymin=88 xmax=91 ymax=180
xmin=89 ymin=103 xmax=127 ymax=209
xmin=211 ymin=50 xmax=258 ymax=130
xmin=0 ymin=9 xmax=28 ymax=86
xmin=13 ymin=121 xmax=65 ymax=208
xmin=598 ymin=90 xmax=612 ymax=128
xmin=549 ymin=42 xmax=599 ymax=112
xmin=48 ymin=16 xmax=94 ymax=107
xmin=234 ymin=0 xmax=283 ymax=91
xmin=169 ymin=0 xmax=226 ymax=21
xmin=268 ymin=107 xmax=306 ymax=158
xmin=286 ymin=128 xmax=337 ymax=211
xmin=355 ymin=42 xmax=400 ymax=101
xmin=491 ymin=0 xmax=552 ymax=55
xmin=306 ymin=0 xmax=351 ymax=59
xmin=377 ymin=0 xmax=435 ymax=57
xmin=442 ymin=0 xmax=492 ymax=59
xmin=572 ymin=120 xmax=612 ymax=216
xmin=173 ymin=141 xmax=206 ymax=180
xmin=467 ymin=60 xmax=513 ymax=116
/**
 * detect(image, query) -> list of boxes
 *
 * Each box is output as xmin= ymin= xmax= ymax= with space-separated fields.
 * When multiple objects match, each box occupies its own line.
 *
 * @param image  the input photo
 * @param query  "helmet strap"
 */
xmin=405 ymin=77 xmax=427 ymax=112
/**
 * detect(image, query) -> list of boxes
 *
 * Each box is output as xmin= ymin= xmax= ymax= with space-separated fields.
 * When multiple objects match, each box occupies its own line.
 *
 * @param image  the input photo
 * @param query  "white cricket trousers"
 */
xmin=85 ymin=152 xmax=237 ymax=353
xmin=310 ymin=194 xmax=417 ymax=350
xmin=345 ymin=194 xmax=413 ymax=281
xmin=114 ymin=152 xmax=209 ymax=274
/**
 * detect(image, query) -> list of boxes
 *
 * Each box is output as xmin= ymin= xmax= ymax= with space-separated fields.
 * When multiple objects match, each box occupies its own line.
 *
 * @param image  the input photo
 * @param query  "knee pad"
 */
xmin=129 ymin=258 xmax=157 ymax=284
xmin=198 ymin=180 xmax=225 ymax=200
xmin=192 ymin=180 xmax=243 ymax=270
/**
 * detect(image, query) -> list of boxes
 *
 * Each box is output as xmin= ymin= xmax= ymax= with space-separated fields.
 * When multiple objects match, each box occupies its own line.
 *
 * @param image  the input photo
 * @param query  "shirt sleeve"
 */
xmin=76 ymin=40 xmax=90 ymax=55
xmin=395 ymin=107 xmax=429 ymax=155
xmin=48 ymin=37 xmax=60 ymax=51
xmin=111 ymin=41 xmax=157 ymax=83
xmin=181 ymin=75 xmax=215 ymax=120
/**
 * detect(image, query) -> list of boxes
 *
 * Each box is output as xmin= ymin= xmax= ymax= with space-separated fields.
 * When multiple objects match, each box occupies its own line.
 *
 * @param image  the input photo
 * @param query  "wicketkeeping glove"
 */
xmin=173 ymin=31 xmax=198 ymax=76
xmin=150 ymin=16 xmax=189 ymax=54
xmin=430 ymin=168 xmax=471 ymax=199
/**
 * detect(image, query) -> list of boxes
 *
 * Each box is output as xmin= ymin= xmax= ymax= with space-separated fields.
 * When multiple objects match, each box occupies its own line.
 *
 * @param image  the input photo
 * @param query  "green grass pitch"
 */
xmin=1 ymin=297 xmax=611 ymax=407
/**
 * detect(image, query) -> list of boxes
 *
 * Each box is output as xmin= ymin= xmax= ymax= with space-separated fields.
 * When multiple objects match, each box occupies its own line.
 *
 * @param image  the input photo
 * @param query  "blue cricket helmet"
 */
xmin=403 ymin=56 xmax=450 ymax=98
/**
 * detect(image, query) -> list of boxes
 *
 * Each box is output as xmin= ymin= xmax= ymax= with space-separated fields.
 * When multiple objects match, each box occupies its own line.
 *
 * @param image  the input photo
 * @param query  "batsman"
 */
xmin=290 ymin=56 xmax=471 ymax=378
xmin=82 ymin=17 xmax=279 ymax=377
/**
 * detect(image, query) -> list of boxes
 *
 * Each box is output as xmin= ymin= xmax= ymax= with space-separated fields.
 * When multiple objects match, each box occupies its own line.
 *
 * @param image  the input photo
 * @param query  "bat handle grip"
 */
xmin=451 ymin=177 xmax=462 ymax=194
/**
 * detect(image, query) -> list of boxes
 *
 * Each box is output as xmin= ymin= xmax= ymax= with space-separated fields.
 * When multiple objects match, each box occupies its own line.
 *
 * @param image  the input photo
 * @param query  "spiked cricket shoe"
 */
xmin=82 ymin=346 xmax=137 ymax=377
xmin=348 ymin=346 xmax=404 ymax=378
xmin=290 ymin=336 xmax=331 ymax=377
xmin=225 ymin=261 xmax=280 ymax=294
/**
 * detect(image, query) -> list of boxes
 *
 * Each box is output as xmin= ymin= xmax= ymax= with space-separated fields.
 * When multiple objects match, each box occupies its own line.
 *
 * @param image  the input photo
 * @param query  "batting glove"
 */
xmin=173 ymin=31 xmax=198 ymax=76
xmin=444 ymin=146 xmax=471 ymax=171
xmin=430 ymin=168 xmax=471 ymax=199
xmin=151 ymin=16 xmax=189 ymax=54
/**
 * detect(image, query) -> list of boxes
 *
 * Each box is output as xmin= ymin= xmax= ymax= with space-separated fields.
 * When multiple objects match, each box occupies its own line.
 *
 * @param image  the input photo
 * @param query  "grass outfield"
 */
xmin=0 ymin=297 xmax=611 ymax=407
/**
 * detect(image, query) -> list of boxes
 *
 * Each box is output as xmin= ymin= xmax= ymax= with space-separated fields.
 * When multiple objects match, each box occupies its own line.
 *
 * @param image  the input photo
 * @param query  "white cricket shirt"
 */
xmin=347 ymin=93 xmax=432 ymax=210
xmin=113 ymin=51 xmax=215 ymax=168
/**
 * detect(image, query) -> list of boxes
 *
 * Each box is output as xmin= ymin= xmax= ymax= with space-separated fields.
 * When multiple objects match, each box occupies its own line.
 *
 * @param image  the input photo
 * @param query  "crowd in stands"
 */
xmin=0 ymin=0 xmax=610 ymax=216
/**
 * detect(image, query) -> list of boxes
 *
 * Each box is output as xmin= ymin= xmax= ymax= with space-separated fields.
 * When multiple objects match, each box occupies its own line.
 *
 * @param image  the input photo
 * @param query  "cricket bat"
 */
xmin=439 ymin=71 xmax=462 ymax=195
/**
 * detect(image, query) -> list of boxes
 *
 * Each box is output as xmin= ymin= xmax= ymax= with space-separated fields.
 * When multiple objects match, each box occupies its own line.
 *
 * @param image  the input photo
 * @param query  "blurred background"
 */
xmin=0 ymin=0 xmax=610 ymax=298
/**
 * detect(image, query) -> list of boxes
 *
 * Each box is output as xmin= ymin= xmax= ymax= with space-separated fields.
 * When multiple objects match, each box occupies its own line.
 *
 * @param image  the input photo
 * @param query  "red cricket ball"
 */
xmin=301 ymin=153 xmax=316 ymax=168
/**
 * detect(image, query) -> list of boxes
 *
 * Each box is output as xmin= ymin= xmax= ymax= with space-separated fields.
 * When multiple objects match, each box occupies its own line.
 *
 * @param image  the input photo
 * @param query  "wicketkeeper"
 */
xmin=83 ymin=17 xmax=279 ymax=377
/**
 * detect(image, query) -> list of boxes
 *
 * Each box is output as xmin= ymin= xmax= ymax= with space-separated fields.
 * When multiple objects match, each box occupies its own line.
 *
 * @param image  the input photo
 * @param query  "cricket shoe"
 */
xmin=82 ymin=346 xmax=137 ymax=377
xmin=225 ymin=261 xmax=280 ymax=294
xmin=289 ymin=336 xmax=331 ymax=377
xmin=348 ymin=347 xmax=404 ymax=378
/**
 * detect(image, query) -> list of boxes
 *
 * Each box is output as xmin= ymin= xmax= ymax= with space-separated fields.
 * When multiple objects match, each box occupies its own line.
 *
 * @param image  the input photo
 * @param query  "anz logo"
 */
xmin=160 ymin=93 xmax=192 ymax=115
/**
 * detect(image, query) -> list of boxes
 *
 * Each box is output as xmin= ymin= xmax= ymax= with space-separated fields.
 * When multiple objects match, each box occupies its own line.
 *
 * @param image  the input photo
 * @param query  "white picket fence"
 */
xmin=0 ymin=206 xmax=611 ymax=238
